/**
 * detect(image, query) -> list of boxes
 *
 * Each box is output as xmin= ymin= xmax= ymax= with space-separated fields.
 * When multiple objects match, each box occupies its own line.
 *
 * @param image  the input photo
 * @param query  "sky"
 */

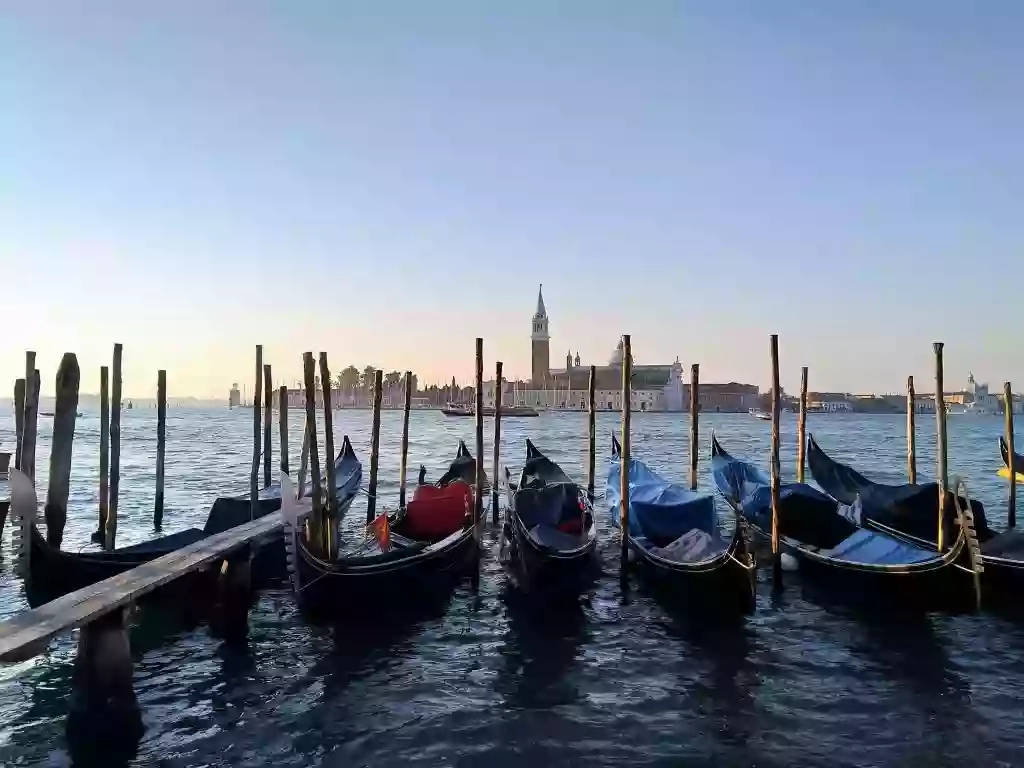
xmin=1 ymin=1 xmax=1021 ymax=399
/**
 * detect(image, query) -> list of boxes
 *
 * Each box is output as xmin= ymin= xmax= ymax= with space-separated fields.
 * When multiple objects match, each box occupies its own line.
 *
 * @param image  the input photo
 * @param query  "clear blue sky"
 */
xmin=2 ymin=1 xmax=1021 ymax=398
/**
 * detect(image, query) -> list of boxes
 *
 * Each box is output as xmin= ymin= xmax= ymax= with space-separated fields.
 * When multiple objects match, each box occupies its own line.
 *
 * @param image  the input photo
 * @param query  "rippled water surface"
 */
xmin=1 ymin=408 xmax=1023 ymax=767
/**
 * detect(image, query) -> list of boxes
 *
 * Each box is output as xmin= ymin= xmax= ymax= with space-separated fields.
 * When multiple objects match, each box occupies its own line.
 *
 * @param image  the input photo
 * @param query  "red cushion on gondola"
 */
xmin=404 ymin=480 xmax=474 ymax=540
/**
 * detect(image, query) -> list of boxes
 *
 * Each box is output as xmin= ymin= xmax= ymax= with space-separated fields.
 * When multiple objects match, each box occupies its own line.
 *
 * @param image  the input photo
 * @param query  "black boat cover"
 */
xmin=807 ymin=434 xmax=992 ymax=543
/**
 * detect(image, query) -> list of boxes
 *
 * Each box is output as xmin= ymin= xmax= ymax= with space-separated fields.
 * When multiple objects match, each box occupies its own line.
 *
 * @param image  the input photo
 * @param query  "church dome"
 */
xmin=609 ymin=338 xmax=624 ymax=366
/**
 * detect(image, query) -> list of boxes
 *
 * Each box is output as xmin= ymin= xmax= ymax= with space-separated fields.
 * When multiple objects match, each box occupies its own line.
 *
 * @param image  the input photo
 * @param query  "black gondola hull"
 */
xmin=293 ymin=529 xmax=479 ymax=617
xmin=505 ymin=515 xmax=599 ymax=596
xmin=626 ymin=532 xmax=755 ymax=614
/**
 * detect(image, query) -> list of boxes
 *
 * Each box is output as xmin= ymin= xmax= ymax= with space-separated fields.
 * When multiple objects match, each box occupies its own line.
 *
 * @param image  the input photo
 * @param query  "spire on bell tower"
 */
xmin=530 ymin=284 xmax=551 ymax=384
xmin=531 ymin=283 xmax=549 ymax=341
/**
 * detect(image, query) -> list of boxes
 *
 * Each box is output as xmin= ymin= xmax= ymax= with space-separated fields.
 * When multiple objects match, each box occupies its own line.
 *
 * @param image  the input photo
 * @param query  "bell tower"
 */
xmin=531 ymin=284 xmax=550 ymax=385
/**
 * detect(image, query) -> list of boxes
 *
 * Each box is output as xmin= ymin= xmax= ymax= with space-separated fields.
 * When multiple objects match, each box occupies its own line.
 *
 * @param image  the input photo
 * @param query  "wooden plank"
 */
xmin=0 ymin=512 xmax=293 ymax=659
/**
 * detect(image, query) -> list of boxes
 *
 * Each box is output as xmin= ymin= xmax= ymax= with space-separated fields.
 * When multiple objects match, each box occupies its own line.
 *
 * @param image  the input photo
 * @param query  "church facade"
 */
xmin=482 ymin=285 xmax=687 ymax=412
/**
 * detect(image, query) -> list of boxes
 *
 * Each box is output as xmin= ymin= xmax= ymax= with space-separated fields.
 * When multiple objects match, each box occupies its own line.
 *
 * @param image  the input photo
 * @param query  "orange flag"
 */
xmin=367 ymin=513 xmax=391 ymax=552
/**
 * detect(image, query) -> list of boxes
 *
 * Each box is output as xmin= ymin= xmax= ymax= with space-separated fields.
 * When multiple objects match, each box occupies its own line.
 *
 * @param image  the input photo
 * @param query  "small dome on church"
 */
xmin=609 ymin=338 xmax=624 ymax=366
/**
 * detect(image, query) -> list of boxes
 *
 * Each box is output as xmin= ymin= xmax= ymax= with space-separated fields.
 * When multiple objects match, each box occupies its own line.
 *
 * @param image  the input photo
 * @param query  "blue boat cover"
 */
xmin=606 ymin=457 xmax=719 ymax=544
xmin=827 ymin=528 xmax=934 ymax=565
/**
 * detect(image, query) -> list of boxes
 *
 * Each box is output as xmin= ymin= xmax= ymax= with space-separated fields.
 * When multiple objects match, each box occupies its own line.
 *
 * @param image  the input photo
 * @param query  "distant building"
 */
xmin=229 ymin=383 xmax=241 ymax=408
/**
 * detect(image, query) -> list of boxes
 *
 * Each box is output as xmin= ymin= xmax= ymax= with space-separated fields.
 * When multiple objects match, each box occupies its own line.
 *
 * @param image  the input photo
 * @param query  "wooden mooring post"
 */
xmin=689 ymin=363 xmax=700 ymax=490
xmin=797 ymin=366 xmax=808 ymax=483
xmin=263 ymin=364 xmax=273 ymax=488
xmin=1005 ymin=381 xmax=1016 ymax=529
xmin=21 ymin=351 xmax=38 ymax=483
xmin=399 ymin=371 xmax=412 ymax=510
xmin=298 ymin=417 xmax=310 ymax=499
xmin=94 ymin=367 xmax=110 ymax=543
xmin=302 ymin=352 xmax=323 ymax=526
xmin=106 ymin=344 xmax=123 ymax=551
xmin=587 ymin=365 xmax=596 ymax=500
xmin=279 ymin=385 xmax=289 ymax=476
xmin=769 ymin=334 xmax=782 ymax=587
xmin=474 ymin=338 xmax=484 ymax=540
xmin=366 ymin=370 xmax=383 ymax=524
xmin=319 ymin=353 xmax=338 ymax=559
xmin=13 ymin=378 xmax=25 ymax=471
xmin=619 ymin=336 xmax=632 ymax=574
xmin=154 ymin=370 xmax=166 ymax=530
xmin=907 ymin=375 xmax=917 ymax=484
xmin=250 ymin=346 xmax=263 ymax=519
xmin=934 ymin=342 xmax=947 ymax=552
xmin=44 ymin=353 xmax=80 ymax=548
xmin=491 ymin=361 xmax=503 ymax=523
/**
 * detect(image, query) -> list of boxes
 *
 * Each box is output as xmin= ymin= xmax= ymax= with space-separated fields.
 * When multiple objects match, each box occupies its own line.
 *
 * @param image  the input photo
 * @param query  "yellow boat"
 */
xmin=997 ymin=467 xmax=1024 ymax=483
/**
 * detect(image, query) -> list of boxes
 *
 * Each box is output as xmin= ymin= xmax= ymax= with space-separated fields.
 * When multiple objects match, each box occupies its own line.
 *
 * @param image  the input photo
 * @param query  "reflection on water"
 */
xmin=1 ymin=410 xmax=1024 ymax=765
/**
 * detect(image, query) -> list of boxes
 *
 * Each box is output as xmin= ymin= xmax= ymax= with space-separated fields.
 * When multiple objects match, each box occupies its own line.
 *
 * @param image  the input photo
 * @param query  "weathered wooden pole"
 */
xmin=797 ymin=366 xmax=808 ymax=483
xmin=907 ymin=375 xmax=917 ymax=484
xmin=278 ymin=385 xmax=289 ymax=476
xmin=154 ymin=369 xmax=167 ymax=530
xmin=302 ymin=352 xmax=323 ymax=546
xmin=934 ymin=342 xmax=947 ymax=552
xmin=319 ymin=352 xmax=338 ymax=559
xmin=95 ymin=366 xmax=109 ymax=543
xmin=13 ymin=378 xmax=25 ymax=471
xmin=474 ymin=338 xmax=484 ymax=539
xmin=44 ymin=353 xmax=80 ymax=548
xmin=619 ymin=336 xmax=632 ymax=572
xmin=769 ymin=334 xmax=782 ymax=586
xmin=399 ymin=371 xmax=413 ymax=510
xmin=263 ymin=364 xmax=273 ymax=488
xmin=689 ymin=363 xmax=700 ymax=491
xmin=366 ymin=369 xmax=383 ymax=524
xmin=21 ymin=351 xmax=38 ymax=482
xmin=586 ymin=366 xmax=596 ymax=500
xmin=106 ymin=344 xmax=123 ymax=551
xmin=1005 ymin=381 xmax=1016 ymax=529
xmin=491 ymin=362 xmax=503 ymax=523
xmin=297 ymin=418 xmax=310 ymax=498
xmin=250 ymin=346 xmax=263 ymax=524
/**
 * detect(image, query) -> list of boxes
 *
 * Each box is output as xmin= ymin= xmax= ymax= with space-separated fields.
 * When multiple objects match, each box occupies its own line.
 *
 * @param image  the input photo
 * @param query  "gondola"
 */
xmin=999 ymin=436 xmax=1024 ymax=483
xmin=711 ymin=433 xmax=979 ymax=611
xmin=808 ymin=433 xmax=1024 ymax=600
xmin=282 ymin=442 xmax=480 ymax=616
xmin=605 ymin=436 xmax=754 ymax=613
xmin=501 ymin=439 xmax=598 ymax=595
xmin=26 ymin=437 xmax=363 ymax=604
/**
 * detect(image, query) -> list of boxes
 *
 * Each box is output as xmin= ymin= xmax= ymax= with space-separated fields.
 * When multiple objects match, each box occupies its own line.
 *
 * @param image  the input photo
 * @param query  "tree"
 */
xmin=361 ymin=366 xmax=377 ymax=392
xmin=383 ymin=371 xmax=402 ymax=396
xmin=337 ymin=365 xmax=360 ymax=393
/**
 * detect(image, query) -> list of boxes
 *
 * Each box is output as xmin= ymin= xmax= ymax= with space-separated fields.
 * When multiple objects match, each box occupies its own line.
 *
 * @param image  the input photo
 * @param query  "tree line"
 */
xmin=332 ymin=367 xmax=474 ymax=403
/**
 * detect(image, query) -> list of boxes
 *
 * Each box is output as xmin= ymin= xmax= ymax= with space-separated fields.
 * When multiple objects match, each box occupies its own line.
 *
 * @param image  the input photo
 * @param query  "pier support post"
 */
xmin=210 ymin=555 xmax=253 ymax=644
xmin=279 ymin=385 xmax=289 ymax=476
xmin=263 ymin=365 xmax=273 ymax=489
xmin=1005 ymin=382 xmax=1016 ymax=529
xmin=45 ymin=353 xmax=80 ymax=548
xmin=319 ymin=353 xmax=338 ymax=558
xmin=154 ymin=370 xmax=166 ymax=530
xmin=619 ymin=336 xmax=632 ymax=575
xmin=934 ymin=342 xmax=947 ymax=552
xmin=13 ymin=378 xmax=25 ymax=471
xmin=399 ymin=371 xmax=412 ymax=510
xmin=769 ymin=334 xmax=782 ymax=588
xmin=491 ymin=362 xmax=503 ymax=522
xmin=587 ymin=366 xmax=596 ymax=500
xmin=907 ymin=375 xmax=917 ymax=484
xmin=797 ymin=366 xmax=808 ymax=484
xmin=690 ymin=363 xmax=700 ymax=490
xmin=475 ymin=339 xmax=484 ymax=540
xmin=366 ymin=370 xmax=383 ymax=524
xmin=66 ymin=608 xmax=143 ymax=760
xmin=106 ymin=344 xmax=123 ymax=551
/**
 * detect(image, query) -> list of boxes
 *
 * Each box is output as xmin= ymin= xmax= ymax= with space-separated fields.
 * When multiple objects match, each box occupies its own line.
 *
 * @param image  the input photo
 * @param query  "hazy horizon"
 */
xmin=3 ymin=2 xmax=1021 ymax=399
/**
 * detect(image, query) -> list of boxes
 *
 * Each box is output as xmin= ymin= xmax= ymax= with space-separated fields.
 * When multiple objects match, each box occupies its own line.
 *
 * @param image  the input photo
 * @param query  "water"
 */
xmin=1 ymin=408 xmax=1023 ymax=767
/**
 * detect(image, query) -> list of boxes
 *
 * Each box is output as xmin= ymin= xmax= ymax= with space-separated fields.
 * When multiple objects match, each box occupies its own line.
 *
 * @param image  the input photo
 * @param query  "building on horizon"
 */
xmin=482 ymin=285 xmax=759 ymax=412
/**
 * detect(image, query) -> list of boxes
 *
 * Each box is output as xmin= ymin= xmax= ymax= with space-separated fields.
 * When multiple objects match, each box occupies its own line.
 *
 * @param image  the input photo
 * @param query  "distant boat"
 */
xmin=39 ymin=411 xmax=83 ymax=418
xmin=441 ymin=402 xmax=539 ymax=418
xmin=748 ymin=408 xmax=772 ymax=421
